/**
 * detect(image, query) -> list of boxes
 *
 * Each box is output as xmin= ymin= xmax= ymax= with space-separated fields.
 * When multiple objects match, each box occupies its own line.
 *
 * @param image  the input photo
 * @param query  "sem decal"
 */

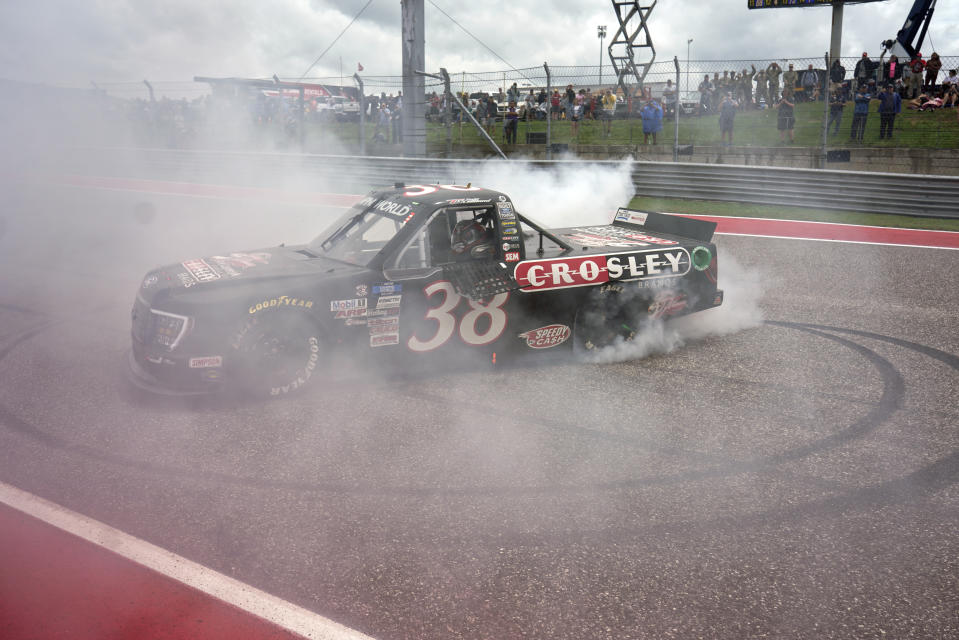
xmin=505 ymin=251 xmax=520 ymax=262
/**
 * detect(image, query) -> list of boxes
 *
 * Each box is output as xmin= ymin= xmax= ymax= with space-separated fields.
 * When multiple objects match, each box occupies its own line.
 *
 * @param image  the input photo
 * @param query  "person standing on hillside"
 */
xmin=854 ymin=52 xmax=876 ymax=90
xmin=877 ymin=84 xmax=901 ymax=139
xmin=925 ymin=52 xmax=943 ymax=91
xmin=850 ymin=84 xmax=871 ymax=142
xmin=827 ymin=88 xmax=845 ymax=135
xmin=640 ymin=99 xmax=663 ymax=144
xmin=775 ymin=89 xmax=795 ymax=144
xmin=719 ymin=93 xmax=738 ymax=146
xmin=907 ymin=54 xmax=925 ymax=98
xmin=766 ymin=62 xmax=782 ymax=103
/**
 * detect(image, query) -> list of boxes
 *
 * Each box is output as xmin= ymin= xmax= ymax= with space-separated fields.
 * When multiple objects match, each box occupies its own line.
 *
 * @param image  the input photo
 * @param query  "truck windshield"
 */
xmin=308 ymin=206 xmax=404 ymax=266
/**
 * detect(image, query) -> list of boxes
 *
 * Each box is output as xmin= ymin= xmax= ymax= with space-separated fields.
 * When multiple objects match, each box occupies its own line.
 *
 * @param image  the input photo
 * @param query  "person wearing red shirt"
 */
xmin=907 ymin=54 xmax=925 ymax=99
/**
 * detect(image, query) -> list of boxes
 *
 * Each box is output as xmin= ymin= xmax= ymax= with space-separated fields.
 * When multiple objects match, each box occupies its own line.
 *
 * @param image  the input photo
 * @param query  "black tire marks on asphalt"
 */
xmin=0 ymin=321 xmax=955 ymax=534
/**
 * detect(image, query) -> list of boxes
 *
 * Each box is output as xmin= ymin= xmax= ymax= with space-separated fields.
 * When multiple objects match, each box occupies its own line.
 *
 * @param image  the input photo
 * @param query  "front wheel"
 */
xmin=229 ymin=309 xmax=323 ymax=397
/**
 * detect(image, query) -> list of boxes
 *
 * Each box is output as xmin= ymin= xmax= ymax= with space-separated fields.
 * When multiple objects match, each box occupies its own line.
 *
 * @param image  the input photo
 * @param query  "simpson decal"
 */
xmin=514 ymin=248 xmax=690 ymax=292
xmin=189 ymin=356 xmax=223 ymax=369
xmin=518 ymin=324 xmax=571 ymax=349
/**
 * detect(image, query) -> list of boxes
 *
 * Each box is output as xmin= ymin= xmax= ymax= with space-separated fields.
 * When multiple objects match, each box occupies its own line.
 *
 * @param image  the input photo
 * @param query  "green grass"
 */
xmin=414 ymin=100 xmax=959 ymax=149
xmin=628 ymin=196 xmax=959 ymax=232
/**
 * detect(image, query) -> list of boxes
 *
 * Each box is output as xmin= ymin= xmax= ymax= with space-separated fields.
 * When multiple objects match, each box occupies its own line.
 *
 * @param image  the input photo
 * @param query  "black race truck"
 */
xmin=130 ymin=183 xmax=723 ymax=396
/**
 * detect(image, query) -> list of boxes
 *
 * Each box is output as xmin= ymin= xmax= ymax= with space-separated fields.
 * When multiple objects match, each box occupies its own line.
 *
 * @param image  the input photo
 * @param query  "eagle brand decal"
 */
xmin=514 ymin=248 xmax=690 ymax=292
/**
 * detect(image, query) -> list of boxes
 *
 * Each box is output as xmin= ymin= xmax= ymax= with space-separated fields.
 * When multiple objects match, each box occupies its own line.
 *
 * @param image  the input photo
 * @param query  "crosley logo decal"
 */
xmin=514 ymin=248 xmax=690 ymax=292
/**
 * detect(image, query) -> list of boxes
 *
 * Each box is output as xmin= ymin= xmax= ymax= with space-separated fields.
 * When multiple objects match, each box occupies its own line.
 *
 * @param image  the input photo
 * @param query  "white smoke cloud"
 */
xmin=584 ymin=252 xmax=765 ymax=364
xmin=473 ymin=158 xmax=636 ymax=228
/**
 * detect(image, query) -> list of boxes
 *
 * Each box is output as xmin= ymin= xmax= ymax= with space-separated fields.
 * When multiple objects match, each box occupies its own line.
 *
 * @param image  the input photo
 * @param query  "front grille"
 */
xmin=131 ymin=296 xmax=153 ymax=343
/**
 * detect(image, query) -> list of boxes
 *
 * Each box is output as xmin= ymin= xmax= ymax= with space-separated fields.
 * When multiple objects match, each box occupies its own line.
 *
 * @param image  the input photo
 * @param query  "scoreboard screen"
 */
xmin=748 ymin=0 xmax=886 ymax=7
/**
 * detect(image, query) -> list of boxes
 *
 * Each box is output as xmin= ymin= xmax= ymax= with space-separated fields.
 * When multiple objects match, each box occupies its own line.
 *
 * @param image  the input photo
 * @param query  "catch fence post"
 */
xmin=821 ymin=52 xmax=830 ymax=169
xmin=440 ymin=68 xmax=453 ymax=156
xmin=544 ymin=62 xmax=552 ymax=160
xmin=354 ymin=72 xmax=366 ymax=155
xmin=673 ymin=56 xmax=680 ymax=162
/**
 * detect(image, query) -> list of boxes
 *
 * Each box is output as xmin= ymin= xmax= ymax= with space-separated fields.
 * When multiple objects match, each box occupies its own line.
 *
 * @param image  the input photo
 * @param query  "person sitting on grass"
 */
xmin=909 ymin=90 xmax=944 ymax=111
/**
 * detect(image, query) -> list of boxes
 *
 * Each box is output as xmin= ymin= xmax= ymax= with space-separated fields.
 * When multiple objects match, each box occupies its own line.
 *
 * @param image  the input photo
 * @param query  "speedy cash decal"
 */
xmin=514 ymin=248 xmax=690 ymax=292
xmin=518 ymin=324 xmax=571 ymax=349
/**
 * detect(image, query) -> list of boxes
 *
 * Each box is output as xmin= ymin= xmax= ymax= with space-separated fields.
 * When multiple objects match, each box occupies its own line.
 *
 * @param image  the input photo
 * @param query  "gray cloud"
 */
xmin=0 ymin=0 xmax=952 ymax=89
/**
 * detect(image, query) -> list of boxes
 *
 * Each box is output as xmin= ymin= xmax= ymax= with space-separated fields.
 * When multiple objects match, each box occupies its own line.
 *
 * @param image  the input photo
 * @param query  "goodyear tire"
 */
xmin=230 ymin=309 xmax=323 ymax=397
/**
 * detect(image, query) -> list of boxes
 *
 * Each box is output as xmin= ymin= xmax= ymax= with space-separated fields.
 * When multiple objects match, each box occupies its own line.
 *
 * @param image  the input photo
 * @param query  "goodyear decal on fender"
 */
xmin=250 ymin=296 xmax=314 ymax=314
xmin=514 ymin=248 xmax=690 ymax=292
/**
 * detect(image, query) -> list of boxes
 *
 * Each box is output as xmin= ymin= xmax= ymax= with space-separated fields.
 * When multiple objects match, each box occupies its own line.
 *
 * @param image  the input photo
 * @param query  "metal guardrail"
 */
xmin=65 ymin=148 xmax=959 ymax=219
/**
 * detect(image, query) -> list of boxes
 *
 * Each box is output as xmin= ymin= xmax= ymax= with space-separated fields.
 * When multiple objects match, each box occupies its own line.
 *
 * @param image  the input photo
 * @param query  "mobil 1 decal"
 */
xmin=514 ymin=247 xmax=690 ymax=292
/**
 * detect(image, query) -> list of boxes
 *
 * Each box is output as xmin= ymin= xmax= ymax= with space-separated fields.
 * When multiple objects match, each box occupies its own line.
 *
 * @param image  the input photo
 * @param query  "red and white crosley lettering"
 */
xmin=514 ymin=248 xmax=690 ymax=292
xmin=514 ymin=255 xmax=609 ymax=291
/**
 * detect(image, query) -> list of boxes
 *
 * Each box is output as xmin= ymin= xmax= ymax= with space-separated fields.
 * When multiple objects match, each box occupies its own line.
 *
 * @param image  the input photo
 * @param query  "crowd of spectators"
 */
xmin=91 ymin=52 xmax=958 ymax=151
xmin=694 ymin=51 xmax=956 ymax=144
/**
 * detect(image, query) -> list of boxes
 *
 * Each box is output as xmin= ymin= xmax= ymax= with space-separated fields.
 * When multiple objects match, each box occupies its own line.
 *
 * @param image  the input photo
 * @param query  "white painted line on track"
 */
xmin=0 ymin=480 xmax=376 ymax=640
xmin=712 ymin=231 xmax=959 ymax=251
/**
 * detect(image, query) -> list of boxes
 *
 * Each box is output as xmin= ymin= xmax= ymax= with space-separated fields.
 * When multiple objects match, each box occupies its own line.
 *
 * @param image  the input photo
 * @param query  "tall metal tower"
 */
xmin=608 ymin=0 xmax=657 ymax=99
xmin=401 ymin=0 xmax=426 ymax=157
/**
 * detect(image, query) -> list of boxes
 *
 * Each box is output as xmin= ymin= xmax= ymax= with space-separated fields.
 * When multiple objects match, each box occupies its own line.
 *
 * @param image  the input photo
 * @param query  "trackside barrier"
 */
xmin=60 ymin=148 xmax=959 ymax=219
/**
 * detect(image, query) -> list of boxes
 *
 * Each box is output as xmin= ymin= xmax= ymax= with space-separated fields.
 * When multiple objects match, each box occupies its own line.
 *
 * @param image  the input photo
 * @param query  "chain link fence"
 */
xmin=4 ymin=55 xmax=957 ymax=173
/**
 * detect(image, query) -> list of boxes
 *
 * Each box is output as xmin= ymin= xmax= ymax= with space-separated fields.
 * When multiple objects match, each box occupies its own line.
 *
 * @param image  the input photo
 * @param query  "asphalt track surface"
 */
xmin=1 ymin=182 xmax=958 ymax=639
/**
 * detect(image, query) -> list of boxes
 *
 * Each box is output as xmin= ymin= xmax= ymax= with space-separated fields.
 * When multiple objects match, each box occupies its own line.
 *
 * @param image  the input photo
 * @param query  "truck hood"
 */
xmin=137 ymin=245 xmax=349 ymax=303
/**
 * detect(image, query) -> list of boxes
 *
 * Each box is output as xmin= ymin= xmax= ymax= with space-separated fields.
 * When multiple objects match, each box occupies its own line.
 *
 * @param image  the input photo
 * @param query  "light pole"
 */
xmin=686 ymin=38 xmax=693 ymax=99
xmin=598 ymin=25 xmax=607 ymax=87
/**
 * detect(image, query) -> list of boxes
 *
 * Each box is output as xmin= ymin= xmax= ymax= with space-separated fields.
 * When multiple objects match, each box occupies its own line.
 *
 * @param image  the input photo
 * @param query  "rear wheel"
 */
xmin=229 ymin=309 xmax=323 ymax=397
xmin=573 ymin=289 xmax=649 ymax=353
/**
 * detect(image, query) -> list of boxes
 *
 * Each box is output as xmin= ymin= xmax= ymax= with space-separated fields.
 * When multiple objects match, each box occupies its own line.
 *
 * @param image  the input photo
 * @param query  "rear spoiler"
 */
xmin=612 ymin=207 xmax=716 ymax=243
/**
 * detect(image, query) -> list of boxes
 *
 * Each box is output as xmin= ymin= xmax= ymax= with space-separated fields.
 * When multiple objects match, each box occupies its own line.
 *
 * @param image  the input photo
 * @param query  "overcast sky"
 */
xmin=1 ymin=0 xmax=954 ymax=89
